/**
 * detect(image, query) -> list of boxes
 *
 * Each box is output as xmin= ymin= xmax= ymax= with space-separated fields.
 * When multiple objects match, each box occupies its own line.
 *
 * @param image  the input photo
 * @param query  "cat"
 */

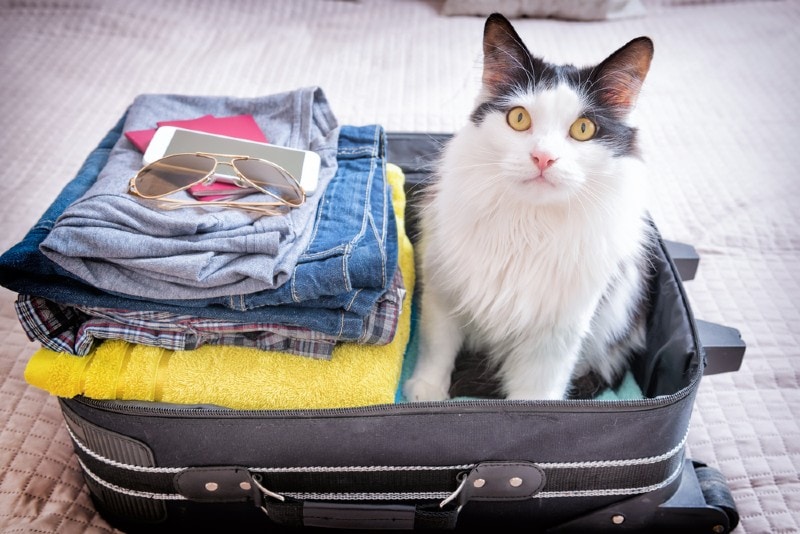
xmin=404 ymin=13 xmax=656 ymax=401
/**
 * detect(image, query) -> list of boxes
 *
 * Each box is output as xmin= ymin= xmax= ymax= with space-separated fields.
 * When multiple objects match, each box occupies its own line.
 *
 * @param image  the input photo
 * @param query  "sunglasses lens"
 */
xmin=134 ymin=154 xmax=215 ymax=197
xmin=233 ymin=159 xmax=304 ymax=205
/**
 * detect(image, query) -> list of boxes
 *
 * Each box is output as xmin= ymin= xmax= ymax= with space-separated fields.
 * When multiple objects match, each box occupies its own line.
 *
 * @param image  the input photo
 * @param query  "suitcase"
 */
xmin=30 ymin=126 xmax=745 ymax=533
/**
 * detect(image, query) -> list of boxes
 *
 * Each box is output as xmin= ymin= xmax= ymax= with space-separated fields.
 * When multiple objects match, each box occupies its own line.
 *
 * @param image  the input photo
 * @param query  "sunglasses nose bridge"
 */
xmin=194 ymin=157 xmax=235 ymax=185
xmin=215 ymin=160 xmax=243 ymax=182
xmin=194 ymin=158 xmax=220 ymax=185
xmin=220 ymin=159 xmax=253 ymax=187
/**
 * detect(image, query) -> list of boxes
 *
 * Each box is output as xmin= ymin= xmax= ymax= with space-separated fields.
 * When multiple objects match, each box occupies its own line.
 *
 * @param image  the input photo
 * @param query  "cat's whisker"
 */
xmin=584 ymin=178 xmax=632 ymax=206
xmin=576 ymin=188 xmax=617 ymax=219
xmin=574 ymin=177 xmax=614 ymax=203
xmin=570 ymin=193 xmax=592 ymax=222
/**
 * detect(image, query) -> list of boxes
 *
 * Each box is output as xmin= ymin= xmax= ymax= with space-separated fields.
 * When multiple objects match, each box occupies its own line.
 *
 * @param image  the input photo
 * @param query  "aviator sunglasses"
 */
xmin=128 ymin=152 xmax=306 ymax=215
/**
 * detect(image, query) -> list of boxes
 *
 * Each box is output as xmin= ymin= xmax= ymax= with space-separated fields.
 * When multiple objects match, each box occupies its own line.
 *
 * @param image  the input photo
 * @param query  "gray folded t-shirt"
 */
xmin=40 ymin=87 xmax=339 ymax=300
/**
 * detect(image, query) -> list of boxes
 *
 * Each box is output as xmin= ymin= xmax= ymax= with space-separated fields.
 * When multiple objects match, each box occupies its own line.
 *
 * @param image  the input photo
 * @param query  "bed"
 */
xmin=0 ymin=1 xmax=797 ymax=532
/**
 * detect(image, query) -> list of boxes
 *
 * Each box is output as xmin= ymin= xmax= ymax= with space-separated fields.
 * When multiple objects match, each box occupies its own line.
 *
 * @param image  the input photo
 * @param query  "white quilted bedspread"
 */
xmin=0 ymin=1 xmax=797 ymax=532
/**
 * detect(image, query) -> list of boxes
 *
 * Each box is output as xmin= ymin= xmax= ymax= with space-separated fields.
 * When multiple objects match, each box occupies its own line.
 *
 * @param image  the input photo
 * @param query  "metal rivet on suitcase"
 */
xmin=174 ymin=467 xmax=259 ymax=502
xmin=458 ymin=461 xmax=545 ymax=505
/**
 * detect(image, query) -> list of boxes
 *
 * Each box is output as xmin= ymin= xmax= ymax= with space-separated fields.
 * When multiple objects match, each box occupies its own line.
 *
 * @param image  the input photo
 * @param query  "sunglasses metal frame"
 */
xmin=128 ymin=152 xmax=306 ymax=215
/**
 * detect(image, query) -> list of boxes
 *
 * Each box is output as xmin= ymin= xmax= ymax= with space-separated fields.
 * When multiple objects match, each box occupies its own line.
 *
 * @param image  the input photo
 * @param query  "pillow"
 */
xmin=441 ymin=0 xmax=646 ymax=21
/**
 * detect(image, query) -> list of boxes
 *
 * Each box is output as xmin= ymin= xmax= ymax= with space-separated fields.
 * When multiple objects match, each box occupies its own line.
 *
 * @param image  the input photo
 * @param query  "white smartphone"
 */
xmin=143 ymin=126 xmax=321 ymax=194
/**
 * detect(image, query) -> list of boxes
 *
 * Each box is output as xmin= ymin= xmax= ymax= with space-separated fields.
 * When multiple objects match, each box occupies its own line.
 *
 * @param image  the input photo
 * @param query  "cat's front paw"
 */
xmin=403 ymin=375 xmax=450 ymax=402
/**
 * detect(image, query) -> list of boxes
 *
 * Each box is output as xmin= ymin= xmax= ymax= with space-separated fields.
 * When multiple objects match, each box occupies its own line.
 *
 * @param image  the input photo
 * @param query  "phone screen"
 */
xmin=166 ymin=129 xmax=309 ymax=181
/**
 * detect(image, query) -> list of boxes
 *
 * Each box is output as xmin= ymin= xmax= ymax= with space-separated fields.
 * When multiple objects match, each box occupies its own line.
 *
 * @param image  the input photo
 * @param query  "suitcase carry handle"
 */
xmin=255 ymin=461 xmax=545 ymax=530
xmin=261 ymin=500 xmax=456 ymax=530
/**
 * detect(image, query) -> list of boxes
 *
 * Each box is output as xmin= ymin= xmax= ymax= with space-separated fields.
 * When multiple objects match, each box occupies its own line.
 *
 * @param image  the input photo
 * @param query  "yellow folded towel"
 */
xmin=25 ymin=164 xmax=414 ymax=410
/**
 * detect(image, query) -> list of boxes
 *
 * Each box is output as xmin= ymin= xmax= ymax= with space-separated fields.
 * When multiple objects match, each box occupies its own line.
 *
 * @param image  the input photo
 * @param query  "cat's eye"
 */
xmin=569 ymin=118 xmax=597 ymax=141
xmin=506 ymin=107 xmax=532 ymax=131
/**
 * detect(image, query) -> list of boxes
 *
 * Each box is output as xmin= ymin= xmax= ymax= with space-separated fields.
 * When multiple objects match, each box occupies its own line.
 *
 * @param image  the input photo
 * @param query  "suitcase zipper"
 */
xmin=72 ymin=378 xmax=699 ymax=417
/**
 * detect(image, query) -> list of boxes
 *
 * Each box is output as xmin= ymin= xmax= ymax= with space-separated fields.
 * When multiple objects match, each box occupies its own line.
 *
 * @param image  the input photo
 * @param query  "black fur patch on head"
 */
xmin=471 ymin=62 xmax=640 ymax=158
xmin=469 ymin=58 xmax=555 ymax=124
xmin=472 ymin=14 xmax=653 ymax=158
xmin=576 ymin=63 xmax=641 ymax=157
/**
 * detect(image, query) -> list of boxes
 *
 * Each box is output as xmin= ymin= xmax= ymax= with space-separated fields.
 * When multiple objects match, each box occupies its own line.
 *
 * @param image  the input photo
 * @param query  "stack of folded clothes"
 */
xmin=0 ymin=87 xmax=415 ymax=409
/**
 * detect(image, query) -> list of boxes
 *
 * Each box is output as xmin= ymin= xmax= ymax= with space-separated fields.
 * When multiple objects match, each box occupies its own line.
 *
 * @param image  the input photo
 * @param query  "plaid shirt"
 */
xmin=15 ymin=269 xmax=404 ymax=360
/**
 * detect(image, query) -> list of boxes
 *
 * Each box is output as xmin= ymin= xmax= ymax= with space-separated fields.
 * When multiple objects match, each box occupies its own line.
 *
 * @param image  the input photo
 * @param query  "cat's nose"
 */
xmin=532 ymin=152 xmax=557 ymax=171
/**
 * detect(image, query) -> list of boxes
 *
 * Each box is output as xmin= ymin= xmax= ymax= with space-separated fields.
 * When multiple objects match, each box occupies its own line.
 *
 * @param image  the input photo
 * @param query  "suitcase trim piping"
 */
xmin=65 ymin=416 xmax=688 ymax=502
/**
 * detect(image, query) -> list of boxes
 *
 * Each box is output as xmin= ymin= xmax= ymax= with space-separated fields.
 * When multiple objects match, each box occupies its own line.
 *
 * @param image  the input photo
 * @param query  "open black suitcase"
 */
xmin=42 ymin=128 xmax=745 ymax=533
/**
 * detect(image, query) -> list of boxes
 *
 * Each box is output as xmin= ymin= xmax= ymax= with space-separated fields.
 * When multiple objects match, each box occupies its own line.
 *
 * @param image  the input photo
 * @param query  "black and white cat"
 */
xmin=404 ymin=13 xmax=655 ymax=401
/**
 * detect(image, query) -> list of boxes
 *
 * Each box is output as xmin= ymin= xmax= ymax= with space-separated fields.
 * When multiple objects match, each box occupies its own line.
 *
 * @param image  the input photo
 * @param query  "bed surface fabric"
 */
xmin=0 ymin=1 xmax=797 ymax=532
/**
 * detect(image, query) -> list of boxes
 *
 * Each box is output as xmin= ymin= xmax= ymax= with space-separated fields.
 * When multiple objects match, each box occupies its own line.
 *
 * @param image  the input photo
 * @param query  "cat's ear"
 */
xmin=482 ymin=13 xmax=533 ymax=95
xmin=592 ymin=37 xmax=654 ymax=114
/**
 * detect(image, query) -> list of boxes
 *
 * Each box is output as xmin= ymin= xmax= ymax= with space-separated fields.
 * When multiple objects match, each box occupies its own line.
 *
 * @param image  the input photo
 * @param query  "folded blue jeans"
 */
xmin=0 ymin=114 xmax=397 ymax=338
